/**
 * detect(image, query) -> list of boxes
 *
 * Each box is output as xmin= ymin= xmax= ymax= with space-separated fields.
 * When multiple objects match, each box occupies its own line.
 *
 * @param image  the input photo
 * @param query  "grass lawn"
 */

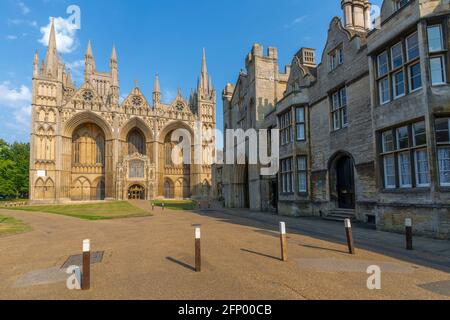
xmin=152 ymin=199 xmax=196 ymax=210
xmin=6 ymin=201 xmax=151 ymax=220
xmin=0 ymin=215 xmax=31 ymax=237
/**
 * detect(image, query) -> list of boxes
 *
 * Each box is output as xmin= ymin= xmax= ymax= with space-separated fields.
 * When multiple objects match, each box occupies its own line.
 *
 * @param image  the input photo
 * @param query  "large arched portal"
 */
xmin=159 ymin=124 xmax=193 ymax=199
xmin=71 ymin=123 xmax=106 ymax=201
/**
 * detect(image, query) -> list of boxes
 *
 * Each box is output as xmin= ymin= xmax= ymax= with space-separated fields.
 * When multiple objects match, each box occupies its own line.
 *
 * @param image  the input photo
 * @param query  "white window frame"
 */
xmin=398 ymin=151 xmax=412 ymax=188
xmin=427 ymin=25 xmax=444 ymax=53
xmin=438 ymin=147 xmax=450 ymax=187
xmin=391 ymin=42 xmax=403 ymax=69
xmin=377 ymin=51 xmax=389 ymax=77
xmin=393 ymin=70 xmax=405 ymax=99
xmin=414 ymin=149 xmax=430 ymax=187
xmin=406 ymin=32 xmax=419 ymax=62
xmin=383 ymin=155 xmax=396 ymax=189
xmin=430 ymin=55 xmax=446 ymax=86
xmin=379 ymin=77 xmax=390 ymax=105
xmin=408 ymin=62 xmax=422 ymax=93
xmin=295 ymin=107 xmax=306 ymax=141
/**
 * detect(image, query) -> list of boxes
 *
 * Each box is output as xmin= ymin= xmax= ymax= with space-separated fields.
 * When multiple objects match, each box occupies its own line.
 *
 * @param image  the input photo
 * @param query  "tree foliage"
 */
xmin=0 ymin=139 xmax=29 ymax=199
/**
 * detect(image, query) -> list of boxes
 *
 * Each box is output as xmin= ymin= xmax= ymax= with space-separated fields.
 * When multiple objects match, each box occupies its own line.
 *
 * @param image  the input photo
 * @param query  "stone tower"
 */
xmin=341 ymin=0 xmax=372 ymax=32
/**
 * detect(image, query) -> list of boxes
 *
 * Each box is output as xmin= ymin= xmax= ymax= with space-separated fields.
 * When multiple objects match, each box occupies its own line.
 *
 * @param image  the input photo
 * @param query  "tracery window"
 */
xmin=127 ymin=129 xmax=145 ymax=155
xmin=72 ymin=123 xmax=105 ymax=165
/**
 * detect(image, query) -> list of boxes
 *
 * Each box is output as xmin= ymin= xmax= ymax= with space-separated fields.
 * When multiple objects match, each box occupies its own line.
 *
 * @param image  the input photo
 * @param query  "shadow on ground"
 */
xmin=191 ymin=208 xmax=450 ymax=274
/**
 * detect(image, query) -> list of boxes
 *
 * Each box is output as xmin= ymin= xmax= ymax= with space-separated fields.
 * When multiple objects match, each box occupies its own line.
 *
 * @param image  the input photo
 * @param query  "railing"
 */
xmin=1 ymin=201 xmax=28 ymax=208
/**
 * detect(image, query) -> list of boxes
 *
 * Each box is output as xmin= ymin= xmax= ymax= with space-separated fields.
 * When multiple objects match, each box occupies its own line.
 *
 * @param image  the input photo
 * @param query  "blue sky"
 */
xmin=0 ymin=0 xmax=383 ymax=144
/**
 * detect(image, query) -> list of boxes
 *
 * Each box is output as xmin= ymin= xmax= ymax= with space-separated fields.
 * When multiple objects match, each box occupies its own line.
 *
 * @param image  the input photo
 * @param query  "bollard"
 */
xmin=82 ymin=239 xmax=91 ymax=290
xmin=151 ymin=202 xmax=154 ymax=211
xmin=279 ymin=222 xmax=287 ymax=262
xmin=162 ymin=202 xmax=165 ymax=211
xmin=344 ymin=219 xmax=355 ymax=255
xmin=195 ymin=227 xmax=201 ymax=272
xmin=405 ymin=218 xmax=413 ymax=250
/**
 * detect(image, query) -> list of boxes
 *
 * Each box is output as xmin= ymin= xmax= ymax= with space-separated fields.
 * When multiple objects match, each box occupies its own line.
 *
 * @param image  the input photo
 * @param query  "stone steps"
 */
xmin=323 ymin=209 xmax=356 ymax=222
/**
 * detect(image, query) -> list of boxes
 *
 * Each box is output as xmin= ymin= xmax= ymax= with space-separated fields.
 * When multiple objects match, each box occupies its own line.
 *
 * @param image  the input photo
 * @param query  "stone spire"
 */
xmin=153 ymin=73 xmax=161 ymax=105
xmin=45 ymin=18 xmax=58 ymax=77
xmin=33 ymin=50 xmax=39 ymax=77
xmin=197 ymin=48 xmax=212 ymax=94
xmin=85 ymin=40 xmax=95 ymax=80
xmin=110 ymin=45 xmax=119 ymax=104
xmin=110 ymin=45 xmax=118 ymax=63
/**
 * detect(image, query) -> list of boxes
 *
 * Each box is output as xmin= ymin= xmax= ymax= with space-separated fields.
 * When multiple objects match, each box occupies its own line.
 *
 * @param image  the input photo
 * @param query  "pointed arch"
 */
xmin=62 ymin=111 xmax=113 ymax=140
xmin=163 ymin=178 xmax=174 ymax=199
xmin=120 ymin=117 xmax=153 ymax=142
xmin=34 ymin=178 xmax=45 ymax=200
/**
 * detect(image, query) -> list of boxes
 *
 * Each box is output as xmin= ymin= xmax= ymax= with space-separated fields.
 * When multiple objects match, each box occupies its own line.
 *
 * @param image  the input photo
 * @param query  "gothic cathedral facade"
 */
xmin=29 ymin=21 xmax=216 ymax=203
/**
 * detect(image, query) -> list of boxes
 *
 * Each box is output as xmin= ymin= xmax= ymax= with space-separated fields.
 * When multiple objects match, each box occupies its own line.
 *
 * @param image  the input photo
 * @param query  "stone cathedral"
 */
xmin=29 ymin=21 xmax=216 ymax=203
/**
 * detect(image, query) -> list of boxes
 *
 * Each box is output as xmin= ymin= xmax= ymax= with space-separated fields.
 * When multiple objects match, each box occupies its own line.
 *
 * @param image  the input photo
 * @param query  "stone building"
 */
xmin=222 ymin=0 xmax=450 ymax=239
xmin=30 ymin=21 xmax=216 ymax=203
xmin=367 ymin=0 xmax=450 ymax=238
xmin=222 ymin=44 xmax=289 ymax=211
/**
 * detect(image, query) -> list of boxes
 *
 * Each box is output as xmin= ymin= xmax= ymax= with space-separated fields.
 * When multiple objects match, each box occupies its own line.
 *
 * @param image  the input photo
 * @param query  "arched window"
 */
xmin=129 ymin=160 xmax=145 ymax=178
xmin=127 ymin=129 xmax=145 ymax=155
xmin=72 ymin=123 xmax=105 ymax=165
xmin=96 ymin=135 xmax=105 ymax=164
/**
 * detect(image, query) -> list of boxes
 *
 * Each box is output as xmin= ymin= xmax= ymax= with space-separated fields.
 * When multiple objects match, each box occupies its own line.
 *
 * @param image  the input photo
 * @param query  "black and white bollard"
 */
xmin=279 ymin=222 xmax=287 ymax=262
xmin=405 ymin=218 xmax=413 ymax=250
xmin=344 ymin=219 xmax=355 ymax=255
xmin=151 ymin=202 xmax=154 ymax=211
xmin=162 ymin=202 xmax=165 ymax=211
xmin=82 ymin=239 xmax=91 ymax=290
xmin=195 ymin=227 xmax=201 ymax=272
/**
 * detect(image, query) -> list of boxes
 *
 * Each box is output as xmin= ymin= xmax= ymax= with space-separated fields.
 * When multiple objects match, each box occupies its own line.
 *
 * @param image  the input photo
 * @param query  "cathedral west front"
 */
xmin=29 ymin=21 xmax=216 ymax=203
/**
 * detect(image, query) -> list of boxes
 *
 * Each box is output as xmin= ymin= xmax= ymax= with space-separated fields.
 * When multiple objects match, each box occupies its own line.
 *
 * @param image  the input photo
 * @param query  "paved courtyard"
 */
xmin=0 ymin=202 xmax=449 ymax=300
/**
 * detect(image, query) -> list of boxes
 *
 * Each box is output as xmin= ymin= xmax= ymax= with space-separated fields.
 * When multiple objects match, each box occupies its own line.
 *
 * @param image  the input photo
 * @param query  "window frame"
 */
xmin=435 ymin=118 xmax=450 ymax=187
xmin=330 ymin=87 xmax=348 ymax=131
xmin=296 ymin=156 xmax=308 ymax=193
xmin=280 ymin=157 xmax=294 ymax=194
xmin=279 ymin=110 xmax=293 ymax=146
xmin=295 ymin=107 xmax=306 ymax=141
xmin=427 ymin=24 xmax=444 ymax=53
xmin=408 ymin=61 xmax=422 ymax=93
xmin=379 ymin=121 xmax=430 ymax=190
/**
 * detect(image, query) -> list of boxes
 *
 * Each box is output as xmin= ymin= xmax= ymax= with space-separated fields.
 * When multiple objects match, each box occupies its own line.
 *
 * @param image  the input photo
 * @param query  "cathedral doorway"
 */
xmin=128 ymin=184 xmax=145 ymax=200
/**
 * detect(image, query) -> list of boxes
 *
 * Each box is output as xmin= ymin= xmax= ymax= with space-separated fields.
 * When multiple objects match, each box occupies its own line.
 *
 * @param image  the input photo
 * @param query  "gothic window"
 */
xmin=129 ymin=160 xmax=145 ymax=178
xmin=165 ymin=142 xmax=174 ymax=166
xmin=72 ymin=123 xmax=105 ymax=165
xmin=96 ymin=135 xmax=105 ymax=164
xmin=82 ymin=90 xmax=94 ymax=102
xmin=131 ymin=95 xmax=143 ymax=107
xmin=127 ymin=129 xmax=146 ymax=155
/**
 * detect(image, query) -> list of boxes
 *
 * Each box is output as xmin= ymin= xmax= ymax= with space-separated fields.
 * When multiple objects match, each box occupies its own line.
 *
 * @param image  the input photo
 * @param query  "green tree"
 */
xmin=0 ymin=139 xmax=30 ymax=199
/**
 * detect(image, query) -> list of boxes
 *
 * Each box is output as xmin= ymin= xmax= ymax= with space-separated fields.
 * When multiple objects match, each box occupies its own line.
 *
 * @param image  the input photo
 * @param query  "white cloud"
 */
xmin=39 ymin=17 xmax=78 ymax=54
xmin=6 ymin=35 xmax=18 ymax=40
xmin=284 ymin=16 xmax=307 ymax=29
xmin=8 ymin=19 xmax=37 ymax=27
xmin=0 ymin=82 xmax=31 ymax=106
xmin=0 ymin=82 xmax=32 ymax=135
xmin=18 ymin=2 xmax=30 ymax=15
